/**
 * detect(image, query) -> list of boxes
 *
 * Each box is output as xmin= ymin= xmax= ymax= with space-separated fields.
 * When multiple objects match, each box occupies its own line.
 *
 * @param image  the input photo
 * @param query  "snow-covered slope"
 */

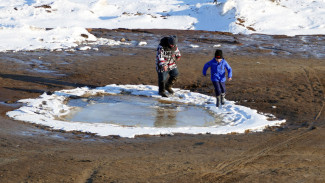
xmin=0 ymin=0 xmax=324 ymax=51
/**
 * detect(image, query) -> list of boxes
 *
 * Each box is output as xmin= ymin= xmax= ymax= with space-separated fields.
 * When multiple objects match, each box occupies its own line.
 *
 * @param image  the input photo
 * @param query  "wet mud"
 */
xmin=0 ymin=29 xmax=324 ymax=182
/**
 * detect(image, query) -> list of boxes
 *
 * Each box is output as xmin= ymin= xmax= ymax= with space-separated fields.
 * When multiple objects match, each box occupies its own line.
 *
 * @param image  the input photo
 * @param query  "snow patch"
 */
xmin=7 ymin=84 xmax=285 ymax=138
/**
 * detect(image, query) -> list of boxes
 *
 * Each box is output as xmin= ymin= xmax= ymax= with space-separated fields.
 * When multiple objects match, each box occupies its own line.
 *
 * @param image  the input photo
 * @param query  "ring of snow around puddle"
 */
xmin=6 ymin=84 xmax=285 ymax=138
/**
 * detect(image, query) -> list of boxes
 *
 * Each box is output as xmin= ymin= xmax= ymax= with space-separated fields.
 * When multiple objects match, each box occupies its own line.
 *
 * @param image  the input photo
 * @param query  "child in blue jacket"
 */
xmin=202 ymin=49 xmax=232 ymax=107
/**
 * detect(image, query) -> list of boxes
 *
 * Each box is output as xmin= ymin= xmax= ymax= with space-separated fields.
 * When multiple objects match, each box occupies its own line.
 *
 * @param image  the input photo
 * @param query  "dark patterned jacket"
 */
xmin=156 ymin=37 xmax=181 ymax=72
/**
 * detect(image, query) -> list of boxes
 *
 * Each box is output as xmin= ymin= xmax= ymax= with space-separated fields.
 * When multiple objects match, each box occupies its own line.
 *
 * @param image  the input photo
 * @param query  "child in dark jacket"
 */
xmin=202 ymin=49 xmax=232 ymax=107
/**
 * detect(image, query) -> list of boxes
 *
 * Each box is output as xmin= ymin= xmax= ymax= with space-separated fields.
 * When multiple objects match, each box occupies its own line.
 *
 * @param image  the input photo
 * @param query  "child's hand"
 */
xmin=228 ymin=77 xmax=232 ymax=81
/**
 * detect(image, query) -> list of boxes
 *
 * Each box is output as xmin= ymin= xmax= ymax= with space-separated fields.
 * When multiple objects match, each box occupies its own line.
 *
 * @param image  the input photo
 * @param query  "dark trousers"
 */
xmin=157 ymin=68 xmax=179 ymax=83
xmin=212 ymin=81 xmax=226 ymax=96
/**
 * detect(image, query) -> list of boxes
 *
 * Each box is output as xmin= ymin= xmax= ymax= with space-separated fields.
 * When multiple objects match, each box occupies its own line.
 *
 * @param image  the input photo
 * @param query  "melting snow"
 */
xmin=6 ymin=84 xmax=285 ymax=138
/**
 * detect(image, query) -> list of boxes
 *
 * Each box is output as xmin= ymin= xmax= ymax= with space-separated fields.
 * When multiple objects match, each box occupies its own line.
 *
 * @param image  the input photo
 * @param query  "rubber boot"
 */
xmin=221 ymin=93 xmax=226 ymax=105
xmin=216 ymin=95 xmax=221 ymax=107
xmin=166 ymin=77 xmax=177 ymax=94
xmin=158 ymin=82 xmax=168 ymax=97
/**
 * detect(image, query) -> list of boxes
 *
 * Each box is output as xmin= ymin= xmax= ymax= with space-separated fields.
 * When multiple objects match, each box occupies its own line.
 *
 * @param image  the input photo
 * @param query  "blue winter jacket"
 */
xmin=202 ymin=58 xmax=232 ymax=82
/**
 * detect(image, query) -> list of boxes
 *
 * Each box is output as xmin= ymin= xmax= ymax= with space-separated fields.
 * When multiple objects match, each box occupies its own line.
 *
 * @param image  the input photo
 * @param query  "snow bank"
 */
xmin=6 ymin=84 xmax=285 ymax=138
xmin=0 ymin=0 xmax=324 ymax=52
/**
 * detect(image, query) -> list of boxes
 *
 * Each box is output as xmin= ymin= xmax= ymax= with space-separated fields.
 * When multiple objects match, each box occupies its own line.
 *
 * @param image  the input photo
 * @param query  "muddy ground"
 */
xmin=0 ymin=29 xmax=324 ymax=182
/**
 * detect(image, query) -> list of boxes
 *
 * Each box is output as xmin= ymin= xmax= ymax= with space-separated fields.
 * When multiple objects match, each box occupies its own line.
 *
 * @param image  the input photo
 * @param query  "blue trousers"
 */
xmin=212 ymin=81 xmax=226 ymax=96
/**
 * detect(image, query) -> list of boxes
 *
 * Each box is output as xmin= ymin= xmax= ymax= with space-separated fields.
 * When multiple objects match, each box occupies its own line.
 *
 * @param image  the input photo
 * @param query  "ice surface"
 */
xmin=6 ymin=84 xmax=285 ymax=138
xmin=66 ymin=95 xmax=224 ymax=128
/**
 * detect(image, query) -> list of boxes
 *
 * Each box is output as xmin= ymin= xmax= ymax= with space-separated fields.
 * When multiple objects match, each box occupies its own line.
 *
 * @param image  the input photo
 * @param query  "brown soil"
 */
xmin=0 ymin=29 xmax=324 ymax=183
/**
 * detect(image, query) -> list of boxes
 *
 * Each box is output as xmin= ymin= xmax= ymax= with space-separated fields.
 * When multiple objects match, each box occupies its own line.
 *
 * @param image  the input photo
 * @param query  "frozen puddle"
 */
xmin=6 ymin=84 xmax=285 ymax=138
xmin=66 ymin=95 xmax=223 ymax=128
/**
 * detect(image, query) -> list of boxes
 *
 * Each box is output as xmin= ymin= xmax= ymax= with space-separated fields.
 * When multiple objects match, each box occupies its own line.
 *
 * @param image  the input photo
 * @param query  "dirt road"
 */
xmin=0 ymin=29 xmax=324 ymax=182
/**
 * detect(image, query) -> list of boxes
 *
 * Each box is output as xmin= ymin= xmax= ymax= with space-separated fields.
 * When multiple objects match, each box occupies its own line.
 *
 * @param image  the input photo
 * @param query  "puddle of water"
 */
xmin=65 ymin=95 xmax=223 ymax=128
xmin=0 ymin=101 xmax=23 ymax=108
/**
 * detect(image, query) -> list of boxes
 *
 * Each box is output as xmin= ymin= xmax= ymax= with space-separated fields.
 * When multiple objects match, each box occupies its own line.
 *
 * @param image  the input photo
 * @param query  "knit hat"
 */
xmin=168 ymin=35 xmax=177 ymax=46
xmin=215 ymin=49 xmax=223 ymax=59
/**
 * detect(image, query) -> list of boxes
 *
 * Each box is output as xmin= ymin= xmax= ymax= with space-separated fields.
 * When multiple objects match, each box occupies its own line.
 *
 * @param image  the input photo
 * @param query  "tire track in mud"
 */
xmin=301 ymin=66 xmax=325 ymax=120
xmin=85 ymin=169 xmax=99 ymax=183
xmin=75 ymin=162 xmax=101 ymax=183
xmin=201 ymin=129 xmax=314 ymax=181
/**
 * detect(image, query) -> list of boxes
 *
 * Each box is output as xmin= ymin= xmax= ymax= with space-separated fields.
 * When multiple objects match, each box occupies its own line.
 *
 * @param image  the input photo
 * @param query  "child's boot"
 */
xmin=221 ymin=93 xmax=226 ymax=105
xmin=166 ymin=77 xmax=177 ymax=94
xmin=216 ymin=95 xmax=221 ymax=107
xmin=158 ymin=82 xmax=168 ymax=97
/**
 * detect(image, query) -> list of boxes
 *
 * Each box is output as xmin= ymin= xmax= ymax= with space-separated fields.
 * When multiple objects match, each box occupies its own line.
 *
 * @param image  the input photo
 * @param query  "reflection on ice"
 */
xmin=66 ymin=95 xmax=223 ymax=128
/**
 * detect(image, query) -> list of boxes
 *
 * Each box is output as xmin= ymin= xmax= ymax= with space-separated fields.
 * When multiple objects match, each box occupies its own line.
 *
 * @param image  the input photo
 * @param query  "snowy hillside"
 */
xmin=0 ymin=0 xmax=324 ymax=51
